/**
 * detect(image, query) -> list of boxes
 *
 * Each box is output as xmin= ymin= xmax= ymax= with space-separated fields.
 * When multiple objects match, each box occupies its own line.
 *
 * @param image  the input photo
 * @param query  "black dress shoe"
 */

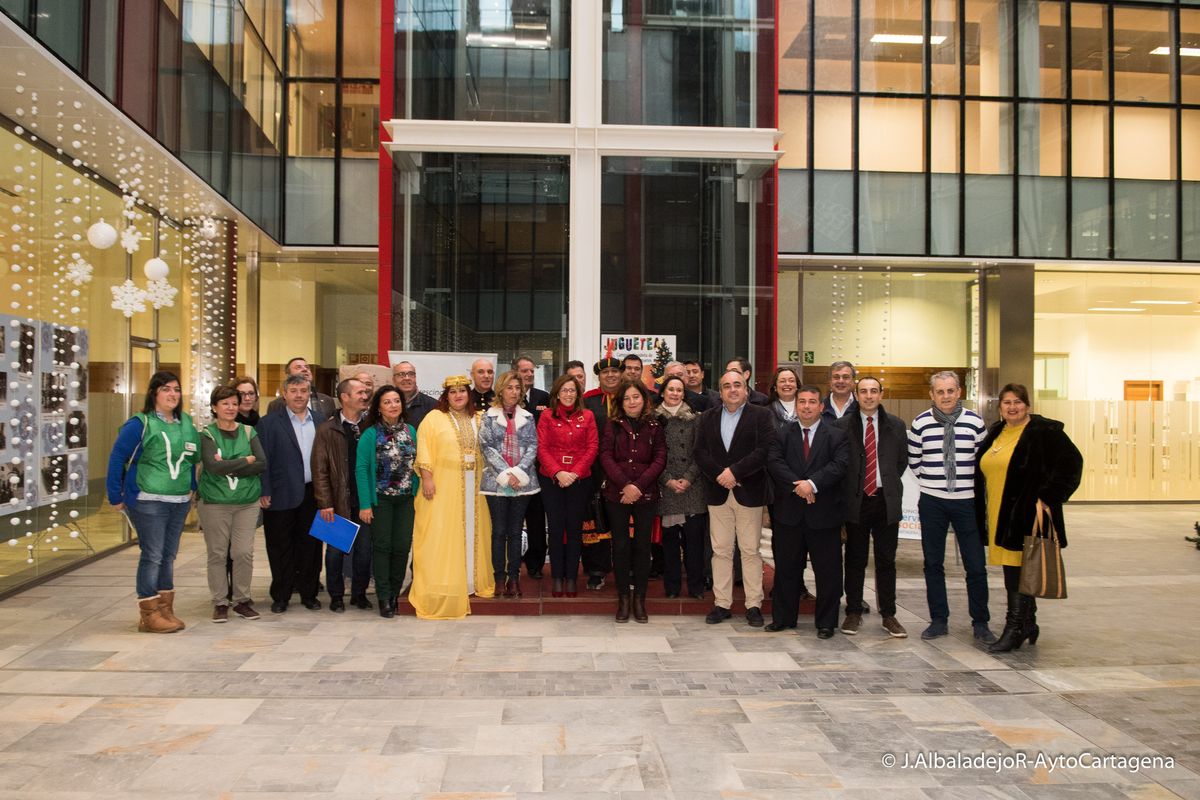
xmin=817 ymin=627 xmax=835 ymax=639
xmin=764 ymin=622 xmax=795 ymax=632
xmin=665 ymin=591 xmax=679 ymax=599
xmin=689 ymin=592 xmax=705 ymax=600
xmin=329 ymin=597 xmax=345 ymax=613
xmin=270 ymin=601 xmax=287 ymax=614
xmin=705 ymin=606 xmax=732 ymax=624
xmin=746 ymin=607 xmax=764 ymax=628
xmin=529 ymin=570 xmax=543 ymax=579
xmin=301 ymin=597 xmax=322 ymax=611
xmin=379 ymin=599 xmax=395 ymax=619
xmin=350 ymin=594 xmax=372 ymax=610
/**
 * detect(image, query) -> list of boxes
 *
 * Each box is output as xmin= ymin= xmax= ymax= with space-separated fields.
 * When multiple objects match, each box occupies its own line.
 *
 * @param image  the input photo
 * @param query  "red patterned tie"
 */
xmin=864 ymin=416 xmax=878 ymax=496
xmin=802 ymin=426 xmax=811 ymax=459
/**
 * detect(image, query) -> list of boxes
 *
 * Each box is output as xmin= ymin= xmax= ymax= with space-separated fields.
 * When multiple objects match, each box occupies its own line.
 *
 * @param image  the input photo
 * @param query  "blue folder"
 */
xmin=309 ymin=513 xmax=360 ymax=554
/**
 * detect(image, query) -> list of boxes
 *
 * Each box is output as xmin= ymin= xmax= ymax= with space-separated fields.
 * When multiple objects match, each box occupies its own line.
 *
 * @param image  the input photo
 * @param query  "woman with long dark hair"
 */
xmin=410 ymin=376 xmax=495 ymax=618
xmin=975 ymin=383 xmax=1082 ymax=652
xmin=600 ymin=380 xmax=666 ymax=623
xmin=106 ymin=371 xmax=200 ymax=633
xmin=356 ymin=385 xmax=419 ymax=618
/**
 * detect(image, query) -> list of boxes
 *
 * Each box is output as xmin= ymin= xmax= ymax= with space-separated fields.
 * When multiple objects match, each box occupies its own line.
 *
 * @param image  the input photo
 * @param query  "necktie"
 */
xmin=864 ymin=416 xmax=877 ymax=496
xmin=802 ymin=427 xmax=811 ymax=460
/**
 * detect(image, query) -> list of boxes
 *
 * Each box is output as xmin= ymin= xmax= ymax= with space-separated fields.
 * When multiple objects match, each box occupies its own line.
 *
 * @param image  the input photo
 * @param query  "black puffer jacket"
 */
xmin=974 ymin=414 xmax=1083 ymax=551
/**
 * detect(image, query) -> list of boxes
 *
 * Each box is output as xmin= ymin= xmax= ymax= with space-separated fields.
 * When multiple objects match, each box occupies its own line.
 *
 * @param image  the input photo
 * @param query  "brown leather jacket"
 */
xmin=312 ymin=417 xmax=353 ymax=518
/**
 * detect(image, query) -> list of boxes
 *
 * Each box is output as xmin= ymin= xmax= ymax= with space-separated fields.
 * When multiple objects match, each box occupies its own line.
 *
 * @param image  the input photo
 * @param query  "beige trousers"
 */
xmin=708 ymin=493 xmax=765 ymax=610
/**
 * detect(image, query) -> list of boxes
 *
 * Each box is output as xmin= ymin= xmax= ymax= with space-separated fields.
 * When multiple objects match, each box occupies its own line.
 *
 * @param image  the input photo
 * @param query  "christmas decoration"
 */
xmin=651 ymin=338 xmax=674 ymax=379
xmin=120 ymin=226 xmax=141 ymax=254
xmin=143 ymin=256 xmax=169 ymax=281
xmin=109 ymin=279 xmax=148 ymax=317
xmin=64 ymin=255 xmax=93 ymax=286
xmin=144 ymin=277 xmax=177 ymax=310
xmin=86 ymin=219 xmax=117 ymax=249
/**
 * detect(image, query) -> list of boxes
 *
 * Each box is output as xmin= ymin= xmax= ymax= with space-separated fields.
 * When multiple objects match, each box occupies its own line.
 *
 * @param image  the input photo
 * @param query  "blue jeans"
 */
xmin=128 ymin=499 xmax=191 ymax=599
xmin=487 ymin=494 xmax=531 ymax=582
xmin=918 ymin=494 xmax=990 ymax=625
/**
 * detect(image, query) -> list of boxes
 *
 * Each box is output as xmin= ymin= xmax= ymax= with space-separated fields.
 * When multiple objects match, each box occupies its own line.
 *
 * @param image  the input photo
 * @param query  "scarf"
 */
xmin=502 ymin=405 xmax=519 ymax=467
xmin=931 ymin=401 xmax=964 ymax=491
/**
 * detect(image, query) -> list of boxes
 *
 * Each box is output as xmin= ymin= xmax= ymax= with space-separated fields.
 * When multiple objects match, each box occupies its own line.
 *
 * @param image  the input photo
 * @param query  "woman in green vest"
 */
xmin=106 ymin=371 xmax=201 ymax=633
xmin=356 ymin=385 xmax=418 ymax=618
xmin=198 ymin=384 xmax=267 ymax=623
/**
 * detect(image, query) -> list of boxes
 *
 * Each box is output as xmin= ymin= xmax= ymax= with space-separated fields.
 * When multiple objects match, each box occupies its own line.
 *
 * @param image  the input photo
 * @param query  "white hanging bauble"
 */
xmin=86 ymin=219 xmax=118 ymax=249
xmin=198 ymin=218 xmax=218 ymax=240
xmin=143 ymin=257 xmax=169 ymax=281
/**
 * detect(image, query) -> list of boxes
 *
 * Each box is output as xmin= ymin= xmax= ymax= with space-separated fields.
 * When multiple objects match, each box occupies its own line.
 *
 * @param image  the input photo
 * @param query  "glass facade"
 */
xmin=387 ymin=2 xmax=779 ymax=381
xmin=779 ymin=0 xmax=1200 ymax=261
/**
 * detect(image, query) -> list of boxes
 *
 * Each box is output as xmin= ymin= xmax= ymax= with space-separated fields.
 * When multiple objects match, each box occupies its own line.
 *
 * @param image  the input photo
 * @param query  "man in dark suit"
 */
xmin=834 ymin=376 xmax=908 ymax=638
xmin=821 ymin=360 xmax=859 ymax=422
xmin=258 ymin=374 xmax=325 ymax=613
xmin=693 ymin=370 xmax=777 ymax=627
xmin=267 ymin=357 xmax=337 ymax=418
xmin=684 ymin=360 xmax=720 ymax=410
xmin=469 ymin=358 xmax=496 ymax=411
xmin=725 ymin=357 xmax=770 ymax=407
xmin=514 ymin=355 xmax=551 ymax=579
xmin=767 ymin=384 xmax=849 ymax=638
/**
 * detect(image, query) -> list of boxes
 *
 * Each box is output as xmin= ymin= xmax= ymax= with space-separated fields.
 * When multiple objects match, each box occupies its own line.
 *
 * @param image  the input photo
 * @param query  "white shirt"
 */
xmin=828 ymin=395 xmax=854 ymax=418
xmin=797 ymin=418 xmax=820 ymax=494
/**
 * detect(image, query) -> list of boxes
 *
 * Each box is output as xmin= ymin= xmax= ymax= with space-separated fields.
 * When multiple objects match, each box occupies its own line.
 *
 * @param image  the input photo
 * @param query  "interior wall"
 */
xmin=1035 ymin=314 xmax=1200 ymax=401
xmin=800 ymin=274 xmax=971 ymax=366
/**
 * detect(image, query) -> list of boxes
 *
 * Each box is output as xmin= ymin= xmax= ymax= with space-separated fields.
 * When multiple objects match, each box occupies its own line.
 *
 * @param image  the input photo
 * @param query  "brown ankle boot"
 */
xmin=633 ymin=593 xmax=648 ymax=623
xmin=157 ymin=590 xmax=186 ymax=630
xmin=616 ymin=593 xmax=631 ymax=623
xmin=138 ymin=597 xmax=180 ymax=634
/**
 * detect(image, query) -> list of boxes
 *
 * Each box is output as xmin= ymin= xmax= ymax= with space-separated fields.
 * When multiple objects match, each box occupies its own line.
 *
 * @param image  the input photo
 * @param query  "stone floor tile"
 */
xmin=437 ymin=753 xmax=542 ymax=792
xmin=474 ymin=723 xmax=568 ymax=755
xmin=162 ymin=697 xmax=263 ymax=725
xmin=541 ymin=753 xmax=643 ymax=792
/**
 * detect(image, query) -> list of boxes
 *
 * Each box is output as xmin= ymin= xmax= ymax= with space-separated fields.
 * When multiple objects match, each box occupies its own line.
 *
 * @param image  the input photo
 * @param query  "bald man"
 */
xmin=469 ymin=358 xmax=495 ymax=412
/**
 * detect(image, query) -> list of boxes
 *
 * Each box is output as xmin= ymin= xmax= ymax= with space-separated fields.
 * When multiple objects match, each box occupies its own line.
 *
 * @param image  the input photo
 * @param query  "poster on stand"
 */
xmin=598 ymin=334 xmax=678 ymax=386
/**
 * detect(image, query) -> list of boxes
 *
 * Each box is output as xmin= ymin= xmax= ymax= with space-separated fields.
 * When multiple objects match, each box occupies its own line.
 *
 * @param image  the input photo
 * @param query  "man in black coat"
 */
xmin=725 ymin=357 xmax=770 ymax=407
xmin=514 ymin=356 xmax=551 ymax=579
xmin=834 ymin=376 xmax=909 ymax=638
xmin=693 ymin=370 xmax=777 ymax=627
xmin=767 ymin=385 xmax=849 ymax=638
xmin=580 ymin=357 xmax=623 ymax=590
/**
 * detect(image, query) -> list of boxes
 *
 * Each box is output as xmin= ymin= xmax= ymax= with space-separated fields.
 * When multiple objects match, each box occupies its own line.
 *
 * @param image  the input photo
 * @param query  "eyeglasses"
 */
xmin=394 ymin=371 xmax=416 ymax=378
xmin=238 ymin=390 xmax=258 ymax=398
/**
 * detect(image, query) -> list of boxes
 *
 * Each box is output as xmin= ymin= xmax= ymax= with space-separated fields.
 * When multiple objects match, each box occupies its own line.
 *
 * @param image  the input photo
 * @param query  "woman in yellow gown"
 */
xmin=410 ymin=375 xmax=495 ymax=619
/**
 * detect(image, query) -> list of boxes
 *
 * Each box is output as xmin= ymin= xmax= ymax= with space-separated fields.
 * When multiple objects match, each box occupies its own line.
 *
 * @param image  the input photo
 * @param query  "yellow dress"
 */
xmin=410 ymin=409 xmax=495 ymax=619
xmin=980 ymin=424 xmax=1025 ymax=567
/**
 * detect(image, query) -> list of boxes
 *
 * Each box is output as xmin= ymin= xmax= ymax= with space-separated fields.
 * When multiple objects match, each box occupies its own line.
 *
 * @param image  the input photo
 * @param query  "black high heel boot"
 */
xmin=616 ymin=593 xmax=631 ymax=623
xmin=633 ymin=593 xmax=648 ymax=623
xmin=1025 ymin=596 xmax=1040 ymax=644
xmin=989 ymin=590 xmax=1026 ymax=652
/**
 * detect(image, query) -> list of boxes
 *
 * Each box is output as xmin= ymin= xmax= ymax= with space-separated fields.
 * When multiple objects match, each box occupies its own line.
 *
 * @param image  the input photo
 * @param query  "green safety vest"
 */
xmin=199 ymin=423 xmax=261 ymax=505
xmin=134 ymin=411 xmax=200 ymax=497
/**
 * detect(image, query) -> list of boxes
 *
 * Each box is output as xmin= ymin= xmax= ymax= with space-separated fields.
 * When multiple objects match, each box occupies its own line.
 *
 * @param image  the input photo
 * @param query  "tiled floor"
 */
xmin=0 ymin=504 xmax=1198 ymax=798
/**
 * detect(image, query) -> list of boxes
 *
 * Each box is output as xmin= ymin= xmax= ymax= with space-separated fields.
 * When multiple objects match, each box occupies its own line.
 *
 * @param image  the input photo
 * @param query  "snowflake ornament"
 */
xmin=64 ymin=255 xmax=94 ymax=286
xmin=110 ymin=280 xmax=148 ymax=317
xmin=144 ymin=278 xmax=177 ymax=309
xmin=120 ymin=226 xmax=142 ymax=254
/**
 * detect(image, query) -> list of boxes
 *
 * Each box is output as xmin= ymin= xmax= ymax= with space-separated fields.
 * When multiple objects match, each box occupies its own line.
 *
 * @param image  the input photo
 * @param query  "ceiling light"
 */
xmin=1150 ymin=46 xmax=1200 ymax=57
xmin=911 ymin=272 xmax=926 ymax=277
xmin=870 ymin=34 xmax=947 ymax=45
xmin=1131 ymin=299 xmax=1191 ymax=305
xmin=1087 ymin=307 xmax=1145 ymax=312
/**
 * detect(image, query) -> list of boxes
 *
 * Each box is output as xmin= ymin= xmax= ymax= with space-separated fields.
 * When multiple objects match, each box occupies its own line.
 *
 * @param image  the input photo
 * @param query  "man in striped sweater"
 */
xmin=907 ymin=371 xmax=996 ymax=644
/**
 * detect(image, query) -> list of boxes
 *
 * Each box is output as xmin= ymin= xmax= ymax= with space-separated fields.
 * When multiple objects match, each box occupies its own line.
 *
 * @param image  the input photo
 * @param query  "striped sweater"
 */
xmin=907 ymin=408 xmax=987 ymax=499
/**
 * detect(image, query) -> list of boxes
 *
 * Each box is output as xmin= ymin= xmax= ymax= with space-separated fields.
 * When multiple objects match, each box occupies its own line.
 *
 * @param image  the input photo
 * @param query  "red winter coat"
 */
xmin=537 ymin=404 xmax=599 ymax=479
xmin=599 ymin=416 xmax=666 ymax=505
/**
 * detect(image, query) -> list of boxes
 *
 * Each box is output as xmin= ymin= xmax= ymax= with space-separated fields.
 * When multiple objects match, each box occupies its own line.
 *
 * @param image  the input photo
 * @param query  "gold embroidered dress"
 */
xmin=410 ymin=409 xmax=495 ymax=619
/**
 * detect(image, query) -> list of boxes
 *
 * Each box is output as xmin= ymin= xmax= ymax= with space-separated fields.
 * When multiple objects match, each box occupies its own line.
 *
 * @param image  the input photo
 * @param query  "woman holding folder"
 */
xmin=357 ymin=385 xmax=419 ymax=618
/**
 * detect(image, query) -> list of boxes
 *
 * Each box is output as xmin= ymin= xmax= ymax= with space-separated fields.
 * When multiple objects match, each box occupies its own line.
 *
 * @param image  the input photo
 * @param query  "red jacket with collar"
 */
xmin=536 ymin=404 xmax=599 ymax=479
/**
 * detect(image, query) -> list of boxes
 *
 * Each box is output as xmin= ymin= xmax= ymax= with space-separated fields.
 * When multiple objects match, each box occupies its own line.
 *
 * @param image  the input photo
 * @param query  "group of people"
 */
xmin=106 ymin=353 xmax=1082 ymax=651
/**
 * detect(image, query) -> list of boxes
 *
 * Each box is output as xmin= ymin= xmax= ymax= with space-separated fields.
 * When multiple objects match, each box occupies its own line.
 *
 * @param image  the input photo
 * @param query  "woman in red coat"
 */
xmin=600 ymin=380 xmax=667 ymax=623
xmin=536 ymin=374 xmax=598 ymax=597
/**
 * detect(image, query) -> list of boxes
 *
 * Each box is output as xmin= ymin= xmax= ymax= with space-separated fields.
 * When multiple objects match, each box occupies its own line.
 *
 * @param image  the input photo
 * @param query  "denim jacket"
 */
xmin=478 ymin=405 xmax=540 ymax=496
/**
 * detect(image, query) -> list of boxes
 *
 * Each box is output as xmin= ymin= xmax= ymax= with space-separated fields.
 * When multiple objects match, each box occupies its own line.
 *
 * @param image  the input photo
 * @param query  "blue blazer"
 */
xmin=257 ymin=408 xmax=326 ymax=510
